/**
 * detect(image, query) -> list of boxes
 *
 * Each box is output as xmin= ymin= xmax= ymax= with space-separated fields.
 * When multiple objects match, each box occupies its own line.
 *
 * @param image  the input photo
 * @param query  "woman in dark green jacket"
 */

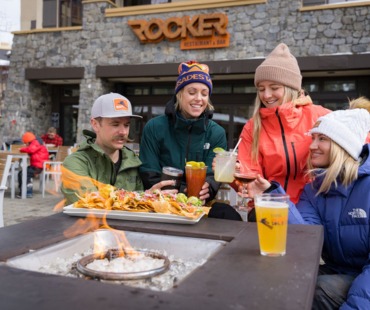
xmin=139 ymin=61 xmax=227 ymax=204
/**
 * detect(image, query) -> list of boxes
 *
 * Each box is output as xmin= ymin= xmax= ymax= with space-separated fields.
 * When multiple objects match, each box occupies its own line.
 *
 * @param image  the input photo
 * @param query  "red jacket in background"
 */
xmin=41 ymin=133 xmax=63 ymax=146
xmin=20 ymin=139 xmax=50 ymax=169
xmin=238 ymin=96 xmax=331 ymax=204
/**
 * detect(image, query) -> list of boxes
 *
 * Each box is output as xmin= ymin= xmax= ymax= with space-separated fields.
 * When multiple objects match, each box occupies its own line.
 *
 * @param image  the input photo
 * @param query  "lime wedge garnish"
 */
xmin=213 ymin=147 xmax=225 ymax=154
xmin=186 ymin=161 xmax=200 ymax=168
xmin=186 ymin=161 xmax=206 ymax=168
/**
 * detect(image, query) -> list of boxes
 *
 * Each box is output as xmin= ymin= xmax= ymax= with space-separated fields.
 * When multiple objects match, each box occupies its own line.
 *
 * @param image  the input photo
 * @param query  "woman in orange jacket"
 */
xmin=237 ymin=43 xmax=330 ymax=206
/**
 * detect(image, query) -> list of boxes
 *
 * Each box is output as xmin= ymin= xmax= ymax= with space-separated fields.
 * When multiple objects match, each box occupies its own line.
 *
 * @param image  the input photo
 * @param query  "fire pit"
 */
xmin=76 ymin=248 xmax=170 ymax=280
xmin=6 ymin=229 xmax=226 ymax=291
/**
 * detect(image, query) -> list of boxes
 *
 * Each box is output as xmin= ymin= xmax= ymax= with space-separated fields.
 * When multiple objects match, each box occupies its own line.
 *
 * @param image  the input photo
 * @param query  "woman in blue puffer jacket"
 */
xmin=245 ymin=107 xmax=370 ymax=309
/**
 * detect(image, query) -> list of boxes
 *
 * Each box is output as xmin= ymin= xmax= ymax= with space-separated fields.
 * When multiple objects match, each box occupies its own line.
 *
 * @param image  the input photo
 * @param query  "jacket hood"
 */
xmin=164 ymin=96 xmax=214 ymax=122
xmin=358 ymin=144 xmax=370 ymax=177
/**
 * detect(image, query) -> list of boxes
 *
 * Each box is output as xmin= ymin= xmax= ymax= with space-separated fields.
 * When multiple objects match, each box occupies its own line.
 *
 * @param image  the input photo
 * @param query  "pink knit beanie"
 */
xmin=254 ymin=43 xmax=302 ymax=91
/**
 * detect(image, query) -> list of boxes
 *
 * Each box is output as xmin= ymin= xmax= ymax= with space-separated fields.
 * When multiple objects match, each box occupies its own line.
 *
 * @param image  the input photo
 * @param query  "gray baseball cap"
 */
xmin=91 ymin=93 xmax=142 ymax=119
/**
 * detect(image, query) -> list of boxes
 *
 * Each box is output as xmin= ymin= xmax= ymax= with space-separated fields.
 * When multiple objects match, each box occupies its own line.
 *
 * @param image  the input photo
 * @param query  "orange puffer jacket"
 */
xmin=238 ymin=96 xmax=330 ymax=203
xmin=20 ymin=139 xmax=50 ymax=169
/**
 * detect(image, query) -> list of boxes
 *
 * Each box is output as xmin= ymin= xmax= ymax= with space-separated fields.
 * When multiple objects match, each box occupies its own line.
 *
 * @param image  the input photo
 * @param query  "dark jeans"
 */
xmin=18 ymin=166 xmax=42 ymax=189
xmin=312 ymin=265 xmax=356 ymax=309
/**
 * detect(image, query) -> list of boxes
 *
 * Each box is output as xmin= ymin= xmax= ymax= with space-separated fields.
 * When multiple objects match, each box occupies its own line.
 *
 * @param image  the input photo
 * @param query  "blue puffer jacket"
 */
xmin=273 ymin=144 xmax=370 ymax=309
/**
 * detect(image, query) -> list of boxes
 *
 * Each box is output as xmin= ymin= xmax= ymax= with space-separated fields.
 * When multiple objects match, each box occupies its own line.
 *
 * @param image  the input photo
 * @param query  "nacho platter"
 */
xmin=63 ymin=186 xmax=208 ymax=225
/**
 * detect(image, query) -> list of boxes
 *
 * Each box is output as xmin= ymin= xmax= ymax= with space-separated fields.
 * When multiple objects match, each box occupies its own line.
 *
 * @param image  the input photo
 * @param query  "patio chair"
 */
xmin=40 ymin=146 xmax=72 ymax=197
xmin=0 ymin=153 xmax=13 ymax=227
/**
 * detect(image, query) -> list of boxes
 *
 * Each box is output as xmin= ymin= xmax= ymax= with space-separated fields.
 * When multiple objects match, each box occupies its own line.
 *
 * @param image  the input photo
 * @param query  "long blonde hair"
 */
xmin=251 ymin=86 xmax=301 ymax=162
xmin=307 ymin=141 xmax=359 ymax=195
xmin=175 ymin=88 xmax=214 ymax=112
xmin=349 ymin=96 xmax=370 ymax=113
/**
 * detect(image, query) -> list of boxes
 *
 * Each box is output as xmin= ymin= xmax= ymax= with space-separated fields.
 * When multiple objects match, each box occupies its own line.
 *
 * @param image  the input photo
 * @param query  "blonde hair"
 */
xmin=175 ymin=88 xmax=214 ymax=112
xmin=251 ymin=86 xmax=301 ymax=162
xmin=349 ymin=96 xmax=370 ymax=113
xmin=307 ymin=140 xmax=359 ymax=195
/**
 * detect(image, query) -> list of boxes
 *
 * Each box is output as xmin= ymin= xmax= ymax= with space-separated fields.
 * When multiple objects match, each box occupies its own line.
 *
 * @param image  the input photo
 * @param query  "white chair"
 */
xmin=40 ymin=146 xmax=71 ymax=197
xmin=0 ymin=153 xmax=14 ymax=227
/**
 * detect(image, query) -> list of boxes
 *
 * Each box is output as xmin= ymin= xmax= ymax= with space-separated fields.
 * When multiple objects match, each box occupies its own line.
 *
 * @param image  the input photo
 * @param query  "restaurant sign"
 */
xmin=128 ymin=13 xmax=230 ymax=50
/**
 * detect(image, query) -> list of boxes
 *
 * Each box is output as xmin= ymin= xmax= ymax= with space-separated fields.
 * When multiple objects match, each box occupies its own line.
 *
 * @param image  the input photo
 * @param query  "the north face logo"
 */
xmin=348 ymin=208 xmax=367 ymax=219
xmin=114 ymin=98 xmax=129 ymax=111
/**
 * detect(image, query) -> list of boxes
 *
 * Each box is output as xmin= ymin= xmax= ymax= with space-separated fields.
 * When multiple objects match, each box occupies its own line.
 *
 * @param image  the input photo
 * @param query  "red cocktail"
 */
xmin=185 ymin=165 xmax=207 ymax=198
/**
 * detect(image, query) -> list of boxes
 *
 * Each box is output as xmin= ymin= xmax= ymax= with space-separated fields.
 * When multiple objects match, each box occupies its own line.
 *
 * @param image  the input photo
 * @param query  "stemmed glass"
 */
xmin=233 ymin=164 xmax=258 ymax=221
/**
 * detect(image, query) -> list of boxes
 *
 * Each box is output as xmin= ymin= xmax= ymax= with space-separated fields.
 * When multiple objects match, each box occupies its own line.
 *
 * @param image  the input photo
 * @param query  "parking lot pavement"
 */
xmin=3 ymin=187 xmax=64 ymax=227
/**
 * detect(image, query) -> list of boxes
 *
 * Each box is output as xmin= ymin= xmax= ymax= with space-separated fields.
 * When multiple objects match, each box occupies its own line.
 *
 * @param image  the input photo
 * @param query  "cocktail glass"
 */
xmin=233 ymin=165 xmax=258 ymax=221
xmin=214 ymin=151 xmax=237 ymax=183
xmin=185 ymin=165 xmax=207 ymax=198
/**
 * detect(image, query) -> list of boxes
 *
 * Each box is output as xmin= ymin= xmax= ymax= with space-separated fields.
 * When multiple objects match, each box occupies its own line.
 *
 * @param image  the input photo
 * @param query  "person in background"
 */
xmin=18 ymin=132 xmax=49 ymax=198
xmin=349 ymin=96 xmax=370 ymax=143
xmin=247 ymin=109 xmax=370 ymax=309
xmin=138 ymin=61 xmax=241 ymax=220
xmin=61 ymin=93 xmax=175 ymax=205
xmin=237 ymin=43 xmax=330 ymax=207
xmin=41 ymin=127 xmax=63 ymax=147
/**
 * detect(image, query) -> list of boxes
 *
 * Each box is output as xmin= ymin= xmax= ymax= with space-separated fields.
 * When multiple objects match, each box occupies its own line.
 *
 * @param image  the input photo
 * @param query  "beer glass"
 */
xmin=254 ymin=193 xmax=289 ymax=257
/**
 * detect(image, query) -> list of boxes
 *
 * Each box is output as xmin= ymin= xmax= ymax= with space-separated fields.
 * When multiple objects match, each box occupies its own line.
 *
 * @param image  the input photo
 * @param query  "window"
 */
xmin=302 ymin=0 xmax=366 ymax=6
xmin=123 ymin=0 xmax=170 ymax=6
xmin=323 ymin=80 xmax=356 ymax=92
xmin=60 ymin=0 xmax=82 ymax=27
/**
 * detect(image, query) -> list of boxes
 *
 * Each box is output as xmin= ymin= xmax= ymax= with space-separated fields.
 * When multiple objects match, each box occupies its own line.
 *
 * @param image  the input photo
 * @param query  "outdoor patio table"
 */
xmin=0 ymin=213 xmax=324 ymax=309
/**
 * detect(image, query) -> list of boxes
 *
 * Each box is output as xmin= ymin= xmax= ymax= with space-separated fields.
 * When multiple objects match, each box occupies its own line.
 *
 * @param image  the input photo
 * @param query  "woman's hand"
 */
xmin=246 ymin=174 xmax=271 ymax=198
xmin=184 ymin=182 xmax=210 ymax=205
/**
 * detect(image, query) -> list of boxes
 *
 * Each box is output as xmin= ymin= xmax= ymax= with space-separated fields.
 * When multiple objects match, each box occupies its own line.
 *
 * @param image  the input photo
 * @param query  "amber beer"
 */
xmin=185 ymin=165 xmax=207 ymax=198
xmin=255 ymin=194 xmax=289 ymax=257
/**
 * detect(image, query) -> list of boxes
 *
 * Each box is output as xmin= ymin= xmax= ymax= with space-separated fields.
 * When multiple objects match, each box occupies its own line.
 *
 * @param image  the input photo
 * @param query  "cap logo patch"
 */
xmin=114 ymin=98 xmax=129 ymax=111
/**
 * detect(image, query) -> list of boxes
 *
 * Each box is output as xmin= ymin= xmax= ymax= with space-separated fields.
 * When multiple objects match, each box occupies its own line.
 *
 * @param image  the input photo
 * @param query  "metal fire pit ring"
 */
xmin=76 ymin=248 xmax=170 ymax=281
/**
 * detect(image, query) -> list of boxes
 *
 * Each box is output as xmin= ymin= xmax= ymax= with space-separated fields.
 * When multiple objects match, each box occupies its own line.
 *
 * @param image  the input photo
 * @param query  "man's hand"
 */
xmin=150 ymin=180 xmax=178 ymax=194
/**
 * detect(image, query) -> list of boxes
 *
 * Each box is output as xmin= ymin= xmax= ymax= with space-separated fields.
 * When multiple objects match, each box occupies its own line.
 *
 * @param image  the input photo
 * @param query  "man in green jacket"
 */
xmin=61 ymin=93 xmax=174 ymax=205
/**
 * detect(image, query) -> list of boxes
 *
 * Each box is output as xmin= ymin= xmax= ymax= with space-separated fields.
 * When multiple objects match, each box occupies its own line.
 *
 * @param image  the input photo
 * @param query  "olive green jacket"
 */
xmin=61 ymin=130 xmax=143 ymax=205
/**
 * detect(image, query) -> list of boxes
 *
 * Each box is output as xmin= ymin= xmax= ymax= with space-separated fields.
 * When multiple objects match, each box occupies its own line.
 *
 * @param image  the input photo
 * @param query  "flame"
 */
xmin=61 ymin=166 xmax=110 ymax=198
xmin=61 ymin=167 xmax=138 ymax=259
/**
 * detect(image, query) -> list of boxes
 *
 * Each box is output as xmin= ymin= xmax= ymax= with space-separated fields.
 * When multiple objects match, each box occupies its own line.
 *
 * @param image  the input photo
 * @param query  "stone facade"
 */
xmin=2 ymin=0 xmax=370 ymax=143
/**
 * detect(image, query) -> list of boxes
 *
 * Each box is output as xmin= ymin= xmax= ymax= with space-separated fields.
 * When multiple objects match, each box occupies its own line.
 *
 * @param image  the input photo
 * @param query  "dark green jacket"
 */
xmin=62 ymin=130 xmax=143 ymax=205
xmin=139 ymin=97 xmax=227 ymax=201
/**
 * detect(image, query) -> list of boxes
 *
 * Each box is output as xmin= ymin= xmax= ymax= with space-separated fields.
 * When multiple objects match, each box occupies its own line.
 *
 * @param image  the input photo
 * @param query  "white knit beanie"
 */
xmin=309 ymin=109 xmax=370 ymax=160
xmin=254 ymin=43 xmax=302 ymax=91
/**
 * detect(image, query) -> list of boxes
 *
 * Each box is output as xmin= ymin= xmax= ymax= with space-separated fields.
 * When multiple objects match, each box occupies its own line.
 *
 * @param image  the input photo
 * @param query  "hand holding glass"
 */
xmin=234 ymin=164 xmax=257 ymax=203
xmin=185 ymin=165 xmax=207 ymax=198
xmin=214 ymin=151 xmax=237 ymax=183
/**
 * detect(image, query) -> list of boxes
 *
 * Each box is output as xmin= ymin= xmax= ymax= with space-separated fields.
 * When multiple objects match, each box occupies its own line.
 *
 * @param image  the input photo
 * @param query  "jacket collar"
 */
xmin=260 ymin=95 xmax=313 ymax=127
xmin=80 ymin=129 xmax=138 ymax=163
